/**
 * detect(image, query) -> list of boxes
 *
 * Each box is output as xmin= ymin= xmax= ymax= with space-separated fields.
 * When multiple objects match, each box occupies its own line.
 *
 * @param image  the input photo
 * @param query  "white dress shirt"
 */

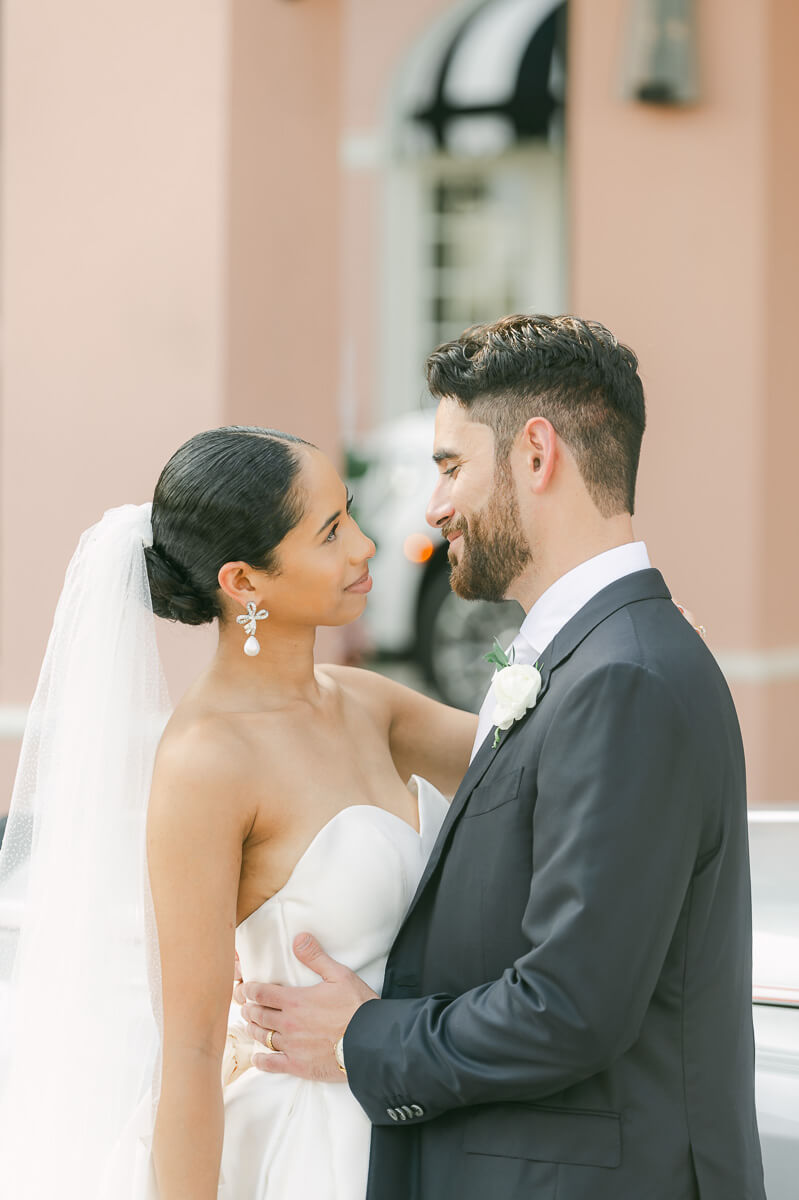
xmin=470 ymin=542 xmax=651 ymax=760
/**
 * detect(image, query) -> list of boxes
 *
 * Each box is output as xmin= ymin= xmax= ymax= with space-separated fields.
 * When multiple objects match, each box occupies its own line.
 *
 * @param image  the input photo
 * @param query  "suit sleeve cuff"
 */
xmin=342 ymin=997 xmax=435 ymax=1126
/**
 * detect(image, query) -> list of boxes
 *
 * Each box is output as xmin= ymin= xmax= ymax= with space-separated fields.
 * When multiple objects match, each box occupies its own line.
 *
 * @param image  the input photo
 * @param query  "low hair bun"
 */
xmin=144 ymin=543 xmax=219 ymax=626
xmin=145 ymin=426 xmax=311 ymax=629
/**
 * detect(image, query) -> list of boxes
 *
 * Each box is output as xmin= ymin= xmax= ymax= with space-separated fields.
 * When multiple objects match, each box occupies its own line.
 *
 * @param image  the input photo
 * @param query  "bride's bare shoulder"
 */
xmin=157 ymin=705 xmax=253 ymax=768
xmin=149 ymin=706 xmax=259 ymax=831
xmin=146 ymin=710 xmax=260 ymax=904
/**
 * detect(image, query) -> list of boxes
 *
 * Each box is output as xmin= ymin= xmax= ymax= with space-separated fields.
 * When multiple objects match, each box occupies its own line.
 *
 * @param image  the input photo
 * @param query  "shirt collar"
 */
xmin=518 ymin=542 xmax=651 ymax=658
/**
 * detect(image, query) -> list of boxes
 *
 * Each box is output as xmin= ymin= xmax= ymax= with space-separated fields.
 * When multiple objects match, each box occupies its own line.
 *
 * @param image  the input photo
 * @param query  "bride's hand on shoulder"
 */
xmin=674 ymin=601 xmax=707 ymax=641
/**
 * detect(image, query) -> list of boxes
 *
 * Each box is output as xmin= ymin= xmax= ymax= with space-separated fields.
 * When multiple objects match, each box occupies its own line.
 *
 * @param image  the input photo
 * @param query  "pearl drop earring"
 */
xmin=236 ymin=601 xmax=269 ymax=657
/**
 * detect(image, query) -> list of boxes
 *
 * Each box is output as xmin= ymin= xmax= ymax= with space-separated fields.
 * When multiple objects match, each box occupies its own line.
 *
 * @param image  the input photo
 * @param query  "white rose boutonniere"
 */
xmin=484 ymin=638 xmax=542 ymax=749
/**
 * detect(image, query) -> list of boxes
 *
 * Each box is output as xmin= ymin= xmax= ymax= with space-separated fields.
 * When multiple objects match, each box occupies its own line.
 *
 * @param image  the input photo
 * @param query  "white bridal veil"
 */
xmin=0 ymin=503 xmax=171 ymax=1198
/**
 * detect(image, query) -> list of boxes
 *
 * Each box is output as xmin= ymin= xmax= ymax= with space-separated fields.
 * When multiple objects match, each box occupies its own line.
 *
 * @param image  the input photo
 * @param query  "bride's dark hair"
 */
xmin=145 ymin=426 xmax=312 ymax=625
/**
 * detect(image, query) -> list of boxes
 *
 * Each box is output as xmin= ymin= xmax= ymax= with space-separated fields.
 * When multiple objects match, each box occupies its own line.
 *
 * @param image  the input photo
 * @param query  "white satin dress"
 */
xmin=107 ymin=776 xmax=448 ymax=1200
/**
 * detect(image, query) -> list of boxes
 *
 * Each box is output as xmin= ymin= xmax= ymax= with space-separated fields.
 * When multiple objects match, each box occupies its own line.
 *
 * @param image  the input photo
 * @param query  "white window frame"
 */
xmin=380 ymin=142 xmax=567 ymax=420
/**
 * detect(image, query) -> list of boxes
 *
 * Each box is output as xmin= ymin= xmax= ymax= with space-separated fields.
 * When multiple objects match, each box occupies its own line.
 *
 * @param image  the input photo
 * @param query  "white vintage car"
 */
xmin=749 ymin=809 xmax=799 ymax=1198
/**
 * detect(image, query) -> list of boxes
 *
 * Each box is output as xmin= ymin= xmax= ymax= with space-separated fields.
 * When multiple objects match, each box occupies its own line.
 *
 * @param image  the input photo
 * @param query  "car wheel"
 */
xmin=416 ymin=563 xmax=524 ymax=711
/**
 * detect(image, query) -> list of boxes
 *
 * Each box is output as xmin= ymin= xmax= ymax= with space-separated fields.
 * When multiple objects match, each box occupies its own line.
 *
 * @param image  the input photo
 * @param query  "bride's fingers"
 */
xmin=674 ymin=601 xmax=707 ymax=640
xmin=232 ymin=953 xmax=245 ymax=1004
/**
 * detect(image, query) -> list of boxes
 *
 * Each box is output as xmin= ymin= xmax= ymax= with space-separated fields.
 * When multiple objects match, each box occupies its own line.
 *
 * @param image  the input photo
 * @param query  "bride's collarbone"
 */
xmin=252 ymin=750 xmax=416 ymax=831
xmin=242 ymin=693 xmax=398 ymax=787
xmin=237 ymin=743 xmax=419 ymax=916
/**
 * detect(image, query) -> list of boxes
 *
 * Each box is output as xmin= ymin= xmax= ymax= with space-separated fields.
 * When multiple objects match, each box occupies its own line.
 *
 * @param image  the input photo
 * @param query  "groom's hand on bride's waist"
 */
xmin=235 ymin=932 xmax=378 ymax=1083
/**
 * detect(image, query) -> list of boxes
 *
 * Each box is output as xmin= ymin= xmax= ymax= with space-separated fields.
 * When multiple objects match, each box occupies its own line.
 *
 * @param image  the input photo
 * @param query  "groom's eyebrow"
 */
xmin=433 ymin=448 xmax=459 ymax=463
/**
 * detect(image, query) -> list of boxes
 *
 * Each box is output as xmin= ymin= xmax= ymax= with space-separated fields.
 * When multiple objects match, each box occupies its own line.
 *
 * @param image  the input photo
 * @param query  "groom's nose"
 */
xmin=426 ymin=477 xmax=454 ymax=530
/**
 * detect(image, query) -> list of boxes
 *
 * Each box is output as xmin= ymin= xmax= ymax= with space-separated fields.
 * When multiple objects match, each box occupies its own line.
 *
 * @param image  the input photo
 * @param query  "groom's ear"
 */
xmin=520 ymin=417 xmax=557 ymax=493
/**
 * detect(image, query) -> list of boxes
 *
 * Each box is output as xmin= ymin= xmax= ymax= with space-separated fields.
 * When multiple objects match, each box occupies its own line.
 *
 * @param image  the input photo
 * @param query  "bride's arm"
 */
xmin=326 ymin=606 xmax=705 ymax=799
xmin=146 ymin=720 xmax=256 ymax=1200
xmin=327 ymin=665 xmax=478 ymax=797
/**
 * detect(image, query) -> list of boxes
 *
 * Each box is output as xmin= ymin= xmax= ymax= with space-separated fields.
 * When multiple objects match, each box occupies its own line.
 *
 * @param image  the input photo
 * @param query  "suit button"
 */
xmin=410 ymin=1104 xmax=425 ymax=1117
xmin=396 ymin=1108 xmax=408 ymax=1120
xmin=386 ymin=1108 xmax=399 ymax=1121
xmin=400 ymin=1105 xmax=414 ymax=1120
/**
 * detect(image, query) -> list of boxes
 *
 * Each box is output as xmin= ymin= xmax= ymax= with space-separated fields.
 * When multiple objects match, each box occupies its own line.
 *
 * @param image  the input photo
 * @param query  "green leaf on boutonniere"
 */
xmin=492 ymin=727 xmax=503 ymax=750
xmin=484 ymin=637 xmax=514 ymax=672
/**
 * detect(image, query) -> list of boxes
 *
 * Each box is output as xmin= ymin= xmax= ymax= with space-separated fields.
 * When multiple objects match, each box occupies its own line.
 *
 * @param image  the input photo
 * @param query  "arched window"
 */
xmin=381 ymin=0 xmax=569 ymax=417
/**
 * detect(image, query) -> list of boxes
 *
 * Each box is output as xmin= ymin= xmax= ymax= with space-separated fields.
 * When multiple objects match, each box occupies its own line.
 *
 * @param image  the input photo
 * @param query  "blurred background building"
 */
xmin=1 ymin=0 xmax=797 ymax=810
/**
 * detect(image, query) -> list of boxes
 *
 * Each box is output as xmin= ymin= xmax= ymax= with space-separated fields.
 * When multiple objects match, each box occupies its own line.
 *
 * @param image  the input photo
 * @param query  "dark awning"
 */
xmin=405 ymin=0 xmax=567 ymax=157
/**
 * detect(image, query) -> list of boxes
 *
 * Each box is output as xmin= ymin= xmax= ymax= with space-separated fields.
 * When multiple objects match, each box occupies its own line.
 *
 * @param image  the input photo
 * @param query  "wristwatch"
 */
xmin=333 ymin=1035 xmax=346 ymax=1074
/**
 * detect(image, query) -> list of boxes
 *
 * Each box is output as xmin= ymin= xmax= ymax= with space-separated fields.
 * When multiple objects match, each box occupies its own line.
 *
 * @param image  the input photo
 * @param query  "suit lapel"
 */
xmin=401 ymin=642 xmax=556 ymax=928
xmin=399 ymin=732 xmax=495 ymax=928
xmin=416 ymin=723 xmax=498 ymax=882
xmin=541 ymin=568 xmax=670 ymax=674
xmin=398 ymin=569 xmax=672 ymax=931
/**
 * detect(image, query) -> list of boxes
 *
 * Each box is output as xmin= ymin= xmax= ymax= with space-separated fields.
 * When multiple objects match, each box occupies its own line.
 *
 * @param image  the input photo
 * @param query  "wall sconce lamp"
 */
xmin=621 ymin=0 xmax=699 ymax=107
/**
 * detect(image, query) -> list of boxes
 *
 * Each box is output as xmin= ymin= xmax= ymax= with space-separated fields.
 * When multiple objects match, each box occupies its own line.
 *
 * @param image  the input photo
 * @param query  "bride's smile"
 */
xmin=212 ymin=444 xmax=376 ymax=640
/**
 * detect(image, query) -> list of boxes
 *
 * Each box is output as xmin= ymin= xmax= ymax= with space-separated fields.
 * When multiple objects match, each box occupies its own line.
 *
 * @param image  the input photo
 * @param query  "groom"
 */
xmin=237 ymin=315 xmax=765 ymax=1199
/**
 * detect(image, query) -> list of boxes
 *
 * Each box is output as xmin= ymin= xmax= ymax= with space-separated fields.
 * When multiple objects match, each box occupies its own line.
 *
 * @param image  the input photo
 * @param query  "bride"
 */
xmin=0 ymin=425 xmax=477 ymax=1199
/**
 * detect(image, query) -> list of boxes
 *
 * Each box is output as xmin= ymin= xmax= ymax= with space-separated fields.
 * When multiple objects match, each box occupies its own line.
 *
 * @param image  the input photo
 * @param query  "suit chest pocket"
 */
xmin=463 ymin=766 xmax=525 ymax=818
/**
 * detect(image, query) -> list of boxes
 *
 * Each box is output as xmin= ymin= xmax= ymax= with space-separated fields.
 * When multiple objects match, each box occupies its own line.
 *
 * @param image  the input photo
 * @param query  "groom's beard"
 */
xmin=445 ymin=466 xmax=532 ymax=603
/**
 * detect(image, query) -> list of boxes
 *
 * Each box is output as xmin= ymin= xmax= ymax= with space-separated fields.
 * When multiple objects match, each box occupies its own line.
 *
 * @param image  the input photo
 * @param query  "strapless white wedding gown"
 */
xmin=104 ymin=776 xmax=447 ymax=1200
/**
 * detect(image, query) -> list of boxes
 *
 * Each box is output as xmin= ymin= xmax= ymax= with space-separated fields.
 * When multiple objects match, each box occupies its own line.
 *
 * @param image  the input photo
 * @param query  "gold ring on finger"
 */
xmin=266 ymin=1029 xmax=278 ymax=1053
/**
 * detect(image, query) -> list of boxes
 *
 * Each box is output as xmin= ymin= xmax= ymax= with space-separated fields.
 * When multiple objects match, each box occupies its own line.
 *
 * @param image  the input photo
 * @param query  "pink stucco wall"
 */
xmin=1 ymin=0 xmax=796 ymax=808
xmin=0 ymin=0 xmax=350 ymax=810
xmin=226 ymin=0 xmax=343 ymax=457
xmin=569 ymin=0 xmax=798 ymax=803
xmin=0 ymin=0 xmax=230 ymax=804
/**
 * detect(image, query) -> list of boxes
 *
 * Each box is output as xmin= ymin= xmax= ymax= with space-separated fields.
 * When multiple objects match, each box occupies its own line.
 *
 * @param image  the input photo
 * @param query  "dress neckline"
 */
xmin=237 ymin=793 xmax=425 ymax=930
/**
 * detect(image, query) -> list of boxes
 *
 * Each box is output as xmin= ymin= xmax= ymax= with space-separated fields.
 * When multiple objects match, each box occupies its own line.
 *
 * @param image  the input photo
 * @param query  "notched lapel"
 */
xmin=400 ymin=678 xmax=547 ymax=928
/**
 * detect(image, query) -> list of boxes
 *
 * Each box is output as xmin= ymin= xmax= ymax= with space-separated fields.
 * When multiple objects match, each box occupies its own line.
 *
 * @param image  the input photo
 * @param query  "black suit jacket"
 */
xmin=344 ymin=570 xmax=765 ymax=1200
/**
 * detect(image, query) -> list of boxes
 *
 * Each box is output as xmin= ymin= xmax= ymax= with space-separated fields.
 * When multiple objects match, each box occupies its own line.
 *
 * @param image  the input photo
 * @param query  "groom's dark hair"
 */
xmin=425 ymin=314 xmax=646 ymax=516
